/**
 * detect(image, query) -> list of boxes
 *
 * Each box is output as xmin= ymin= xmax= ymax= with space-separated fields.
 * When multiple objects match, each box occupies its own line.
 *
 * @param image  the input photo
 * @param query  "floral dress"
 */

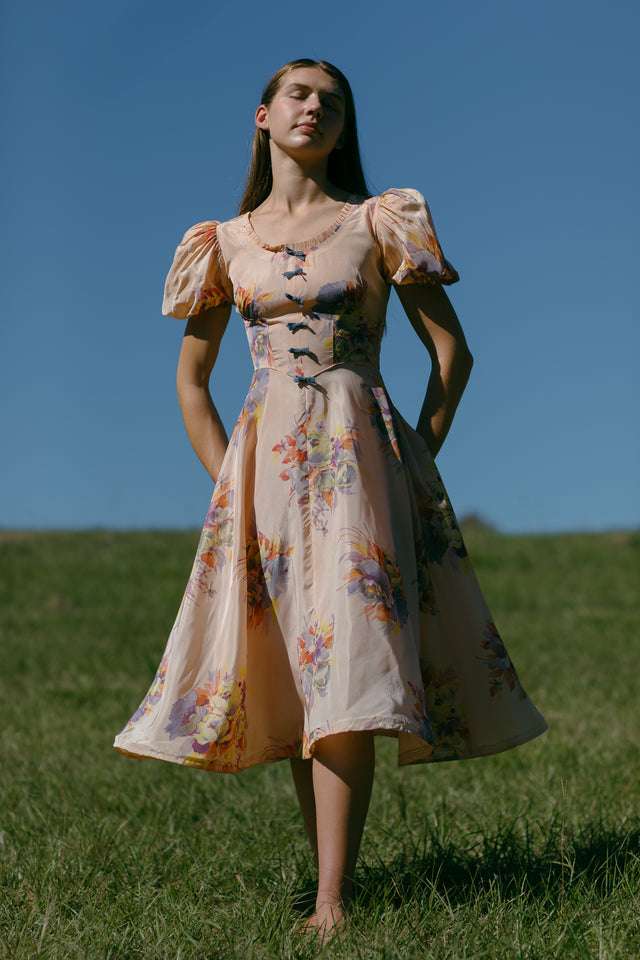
xmin=114 ymin=189 xmax=547 ymax=772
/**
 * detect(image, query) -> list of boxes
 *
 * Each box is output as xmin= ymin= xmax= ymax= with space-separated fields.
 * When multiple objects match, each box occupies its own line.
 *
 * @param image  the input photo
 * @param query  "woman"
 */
xmin=114 ymin=58 xmax=546 ymax=936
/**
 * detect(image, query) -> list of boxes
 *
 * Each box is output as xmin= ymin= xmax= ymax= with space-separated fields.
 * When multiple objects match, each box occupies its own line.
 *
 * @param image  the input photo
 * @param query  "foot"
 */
xmin=298 ymin=902 xmax=346 ymax=940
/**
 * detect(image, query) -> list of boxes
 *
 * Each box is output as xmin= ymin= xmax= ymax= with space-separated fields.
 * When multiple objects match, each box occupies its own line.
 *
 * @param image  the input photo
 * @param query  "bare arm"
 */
xmin=176 ymin=303 xmax=232 ymax=482
xmin=395 ymin=283 xmax=473 ymax=458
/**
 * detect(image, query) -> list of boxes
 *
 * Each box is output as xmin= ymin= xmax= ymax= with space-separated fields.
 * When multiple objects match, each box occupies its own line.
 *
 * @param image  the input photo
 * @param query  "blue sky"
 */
xmin=3 ymin=0 xmax=638 ymax=533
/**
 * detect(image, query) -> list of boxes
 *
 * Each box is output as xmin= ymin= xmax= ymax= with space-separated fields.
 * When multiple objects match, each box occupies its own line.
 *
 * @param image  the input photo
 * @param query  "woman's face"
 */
xmin=256 ymin=66 xmax=346 ymax=161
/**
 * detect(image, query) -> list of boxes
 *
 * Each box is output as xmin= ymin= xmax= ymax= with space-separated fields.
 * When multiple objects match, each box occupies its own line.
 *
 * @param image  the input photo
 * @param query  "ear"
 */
xmin=255 ymin=104 xmax=269 ymax=131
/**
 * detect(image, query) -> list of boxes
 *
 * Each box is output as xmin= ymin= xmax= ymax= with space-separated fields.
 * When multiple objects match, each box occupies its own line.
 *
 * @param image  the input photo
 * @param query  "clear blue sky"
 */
xmin=2 ymin=0 xmax=638 ymax=533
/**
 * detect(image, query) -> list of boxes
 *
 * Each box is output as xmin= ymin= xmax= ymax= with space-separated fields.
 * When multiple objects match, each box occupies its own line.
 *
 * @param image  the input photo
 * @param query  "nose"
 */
xmin=305 ymin=95 xmax=322 ymax=118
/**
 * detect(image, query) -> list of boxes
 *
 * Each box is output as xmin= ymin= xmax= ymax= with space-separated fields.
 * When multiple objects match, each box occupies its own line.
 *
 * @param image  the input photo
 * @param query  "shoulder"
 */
xmin=172 ymin=220 xmax=223 ymax=255
xmin=175 ymin=211 xmax=246 ymax=245
xmin=162 ymin=219 xmax=235 ymax=319
xmin=365 ymin=188 xmax=459 ymax=286
xmin=365 ymin=188 xmax=431 ymax=226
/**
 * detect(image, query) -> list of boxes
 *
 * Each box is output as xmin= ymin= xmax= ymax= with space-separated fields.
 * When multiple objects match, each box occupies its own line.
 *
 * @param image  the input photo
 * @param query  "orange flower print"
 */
xmin=165 ymin=668 xmax=247 ymax=772
xmin=235 ymin=281 xmax=274 ymax=320
xmin=184 ymin=478 xmax=234 ymax=606
xmin=297 ymin=614 xmax=335 ymax=708
xmin=197 ymin=479 xmax=234 ymax=570
xmin=196 ymin=284 xmax=231 ymax=309
xmin=236 ymin=528 xmax=295 ymax=628
xmin=273 ymin=414 xmax=362 ymax=535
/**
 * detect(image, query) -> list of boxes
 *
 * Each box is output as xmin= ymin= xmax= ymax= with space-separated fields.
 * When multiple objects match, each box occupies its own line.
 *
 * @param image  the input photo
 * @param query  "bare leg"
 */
xmin=291 ymin=731 xmax=375 ymax=934
xmin=290 ymin=758 xmax=318 ymax=865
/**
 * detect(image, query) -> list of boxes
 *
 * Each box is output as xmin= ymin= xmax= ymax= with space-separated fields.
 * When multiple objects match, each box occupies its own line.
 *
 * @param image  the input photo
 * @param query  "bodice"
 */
xmin=162 ymin=190 xmax=459 ymax=383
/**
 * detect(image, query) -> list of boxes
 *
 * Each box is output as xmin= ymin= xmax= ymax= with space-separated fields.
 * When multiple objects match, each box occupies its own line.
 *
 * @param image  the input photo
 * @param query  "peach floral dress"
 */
xmin=114 ymin=189 xmax=547 ymax=772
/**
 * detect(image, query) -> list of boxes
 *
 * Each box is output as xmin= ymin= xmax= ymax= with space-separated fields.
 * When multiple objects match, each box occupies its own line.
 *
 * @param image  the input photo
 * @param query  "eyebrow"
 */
xmin=282 ymin=82 xmax=344 ymax=104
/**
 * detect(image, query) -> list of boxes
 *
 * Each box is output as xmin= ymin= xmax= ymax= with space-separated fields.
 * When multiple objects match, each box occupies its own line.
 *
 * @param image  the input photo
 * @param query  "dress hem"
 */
xmin=397 ymin=719 xmax=549 ymax=767
xmin=113 ymin=715 xmax=547 ymax=773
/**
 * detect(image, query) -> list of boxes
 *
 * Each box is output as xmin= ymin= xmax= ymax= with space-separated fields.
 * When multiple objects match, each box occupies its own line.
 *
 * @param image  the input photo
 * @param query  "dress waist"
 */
xmin=245 ymin=316 xmax=382 ymax=380
xmin=254 ymin=359 xmax=383 ymax=390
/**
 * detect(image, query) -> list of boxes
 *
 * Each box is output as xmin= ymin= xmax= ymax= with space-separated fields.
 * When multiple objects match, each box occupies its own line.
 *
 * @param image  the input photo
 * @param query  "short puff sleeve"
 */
xmin=162 ymin=221 xmax=233 ymax=319
xmin=372 ymin=188 xmax=459 ymax=286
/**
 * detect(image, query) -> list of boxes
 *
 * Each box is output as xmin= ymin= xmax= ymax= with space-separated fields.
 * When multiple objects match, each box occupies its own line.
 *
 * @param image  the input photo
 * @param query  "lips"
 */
xmin=296 ymin=123 xmax=320 ymax=134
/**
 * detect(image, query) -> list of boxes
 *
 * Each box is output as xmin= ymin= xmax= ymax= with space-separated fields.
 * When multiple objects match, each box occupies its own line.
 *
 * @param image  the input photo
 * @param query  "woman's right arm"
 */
xmin=176 ymin=303 xmax=232 ymax=482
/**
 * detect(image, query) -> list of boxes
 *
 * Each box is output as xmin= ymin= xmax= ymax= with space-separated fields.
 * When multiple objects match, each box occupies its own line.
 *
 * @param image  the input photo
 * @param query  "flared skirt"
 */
xmin=114 ymin=364 xmax=547 ymax=771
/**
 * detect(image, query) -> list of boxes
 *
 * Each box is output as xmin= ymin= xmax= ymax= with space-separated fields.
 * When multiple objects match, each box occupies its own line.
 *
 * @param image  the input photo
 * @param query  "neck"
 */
xmin=264 ymin=145 xmax=340 ymax=212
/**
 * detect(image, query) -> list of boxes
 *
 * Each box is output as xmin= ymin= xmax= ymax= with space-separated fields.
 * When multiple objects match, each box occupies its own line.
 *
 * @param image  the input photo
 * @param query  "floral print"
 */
xmin=236 ymin=528 xmax=295 ymax=628
xmin=273 ymin=413 xmax=362 ymax=535
xmin=341 ymin=526 xmax=408 ymax=636
xmin=196 ymin=284 xmax=231 ymax=308
xmin=420 ymin=662 xmax=470 ymax=757
xmin=480 ymin=620 xmax=527 ymax=700
xmin=370 ymin=386 xmax=402 ymax=460
xmin=370 ymin=189 xmax=460 ymax=286
xmin=126 ymin=646 xmax=171 ymax=728
xmin=415 ymin=479 xmax=468 ymax=566
xmin=230 ymin=368 xmax=268 ymax=447
xmin=415 ymin=539 xmax=437 ymax=616
xmin=297 ymin=614 xmax=335 ymax=709
xmin=159 ymin=222 xmax=232 ymax=317
xmin=310 ymin=280 xmax=381 ymax=365
xmin=184 ymin=478 xmax=234 ymax=606
xmin=115 ymin=188 xmax=546 ymax=773
xmin=198 ymin=479 xmax=234 ymax=570
xmin=245 ymin=321 xmax=275 ymax=369
xmin=407 ymin=680 xmax=436 ymax=745
xmin=235 ymin=281 xmax=274 ymax=320
xmin=312 ymin=279 xmax=367 ymax=318
xmin=165 ymin=668 xmax=247 ymax=771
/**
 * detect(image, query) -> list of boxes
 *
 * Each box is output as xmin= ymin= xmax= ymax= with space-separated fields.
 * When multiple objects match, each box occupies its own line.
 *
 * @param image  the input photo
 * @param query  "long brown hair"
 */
xmin=239 ymin=59 xmax=370 ymax=214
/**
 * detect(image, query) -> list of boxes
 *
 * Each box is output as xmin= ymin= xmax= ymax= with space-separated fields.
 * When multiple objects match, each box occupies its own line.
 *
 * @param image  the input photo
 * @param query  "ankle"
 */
xmin=316 ymin=893 xmax=342 ymax=908
xmin=316 ymin=876 xmax=353 ymax=910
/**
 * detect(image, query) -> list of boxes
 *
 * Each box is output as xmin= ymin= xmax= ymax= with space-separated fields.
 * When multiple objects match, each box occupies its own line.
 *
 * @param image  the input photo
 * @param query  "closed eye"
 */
xmin=282 ymin=83 xmax=344 ymax=111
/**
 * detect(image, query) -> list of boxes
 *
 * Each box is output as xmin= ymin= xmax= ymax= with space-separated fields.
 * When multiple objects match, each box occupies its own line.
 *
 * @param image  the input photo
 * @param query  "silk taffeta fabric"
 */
xmin=114 ymin=189 xmax=547 ymax=772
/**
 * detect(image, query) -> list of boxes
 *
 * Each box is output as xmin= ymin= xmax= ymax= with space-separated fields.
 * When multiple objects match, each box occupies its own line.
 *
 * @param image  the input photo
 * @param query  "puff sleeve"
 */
xmin=162 ymin=221 xmax=233 ymax=319
xmin=372 ymin=188 xmax=459 ymax=286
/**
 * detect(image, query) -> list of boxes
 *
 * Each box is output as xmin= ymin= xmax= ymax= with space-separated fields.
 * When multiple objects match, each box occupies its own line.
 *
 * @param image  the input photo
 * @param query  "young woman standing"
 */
xmin=115 ymin=59 xmax=546 ymax=937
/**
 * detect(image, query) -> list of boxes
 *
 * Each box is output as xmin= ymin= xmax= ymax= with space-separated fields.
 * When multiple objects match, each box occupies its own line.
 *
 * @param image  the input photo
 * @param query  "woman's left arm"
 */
xmin=395 ymin=283 xmax=473 ymax=458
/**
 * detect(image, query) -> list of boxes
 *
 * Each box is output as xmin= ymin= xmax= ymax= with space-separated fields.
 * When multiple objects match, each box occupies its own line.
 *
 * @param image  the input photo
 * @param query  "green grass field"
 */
xmin=1 ymin=528 xmax=639 ymax=959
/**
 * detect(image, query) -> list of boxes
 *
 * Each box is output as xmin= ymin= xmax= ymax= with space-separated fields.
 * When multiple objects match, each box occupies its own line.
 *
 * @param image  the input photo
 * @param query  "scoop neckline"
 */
xmin=244 ymin=195 xmax=360 ymax=252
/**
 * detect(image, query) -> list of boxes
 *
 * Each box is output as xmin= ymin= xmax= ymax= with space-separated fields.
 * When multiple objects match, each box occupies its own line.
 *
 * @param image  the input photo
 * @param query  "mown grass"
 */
xmin=1 ymin=528 xmax=639 ymax=959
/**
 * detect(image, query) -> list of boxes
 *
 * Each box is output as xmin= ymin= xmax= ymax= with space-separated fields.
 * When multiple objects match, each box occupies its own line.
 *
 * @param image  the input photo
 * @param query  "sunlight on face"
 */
xmin=261 ymin=67 xmax=346 ymax=151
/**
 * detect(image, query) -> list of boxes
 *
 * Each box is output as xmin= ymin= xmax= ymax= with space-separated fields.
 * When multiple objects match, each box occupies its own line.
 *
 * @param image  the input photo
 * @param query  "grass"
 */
xmin=1 ymin=527 xmax=639 ymax=959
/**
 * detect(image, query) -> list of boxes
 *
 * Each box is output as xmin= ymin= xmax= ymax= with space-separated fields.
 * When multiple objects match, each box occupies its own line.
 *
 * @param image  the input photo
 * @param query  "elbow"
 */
xmin=458 ymin=344 xmax=474 ymax=382
xmin=176 ymin=357 xmax=209 ymax=399
xmin=176 ymin=373 xmax=186 ymax=406
xmin=176 ymin=370 xmax=202 ymax=412
xmin=176 ymin=366 xmax=189 ymax=403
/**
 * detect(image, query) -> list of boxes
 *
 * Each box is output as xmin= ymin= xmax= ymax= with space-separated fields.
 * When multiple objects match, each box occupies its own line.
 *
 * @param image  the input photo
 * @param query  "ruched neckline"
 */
xmin=243 ymin=195 xmax=359 ymax=252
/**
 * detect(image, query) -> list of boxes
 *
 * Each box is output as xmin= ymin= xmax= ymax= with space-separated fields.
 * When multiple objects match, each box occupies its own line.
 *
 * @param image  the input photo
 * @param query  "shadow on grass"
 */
xmin=355 ymin=817 xmax=640 ymax=908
